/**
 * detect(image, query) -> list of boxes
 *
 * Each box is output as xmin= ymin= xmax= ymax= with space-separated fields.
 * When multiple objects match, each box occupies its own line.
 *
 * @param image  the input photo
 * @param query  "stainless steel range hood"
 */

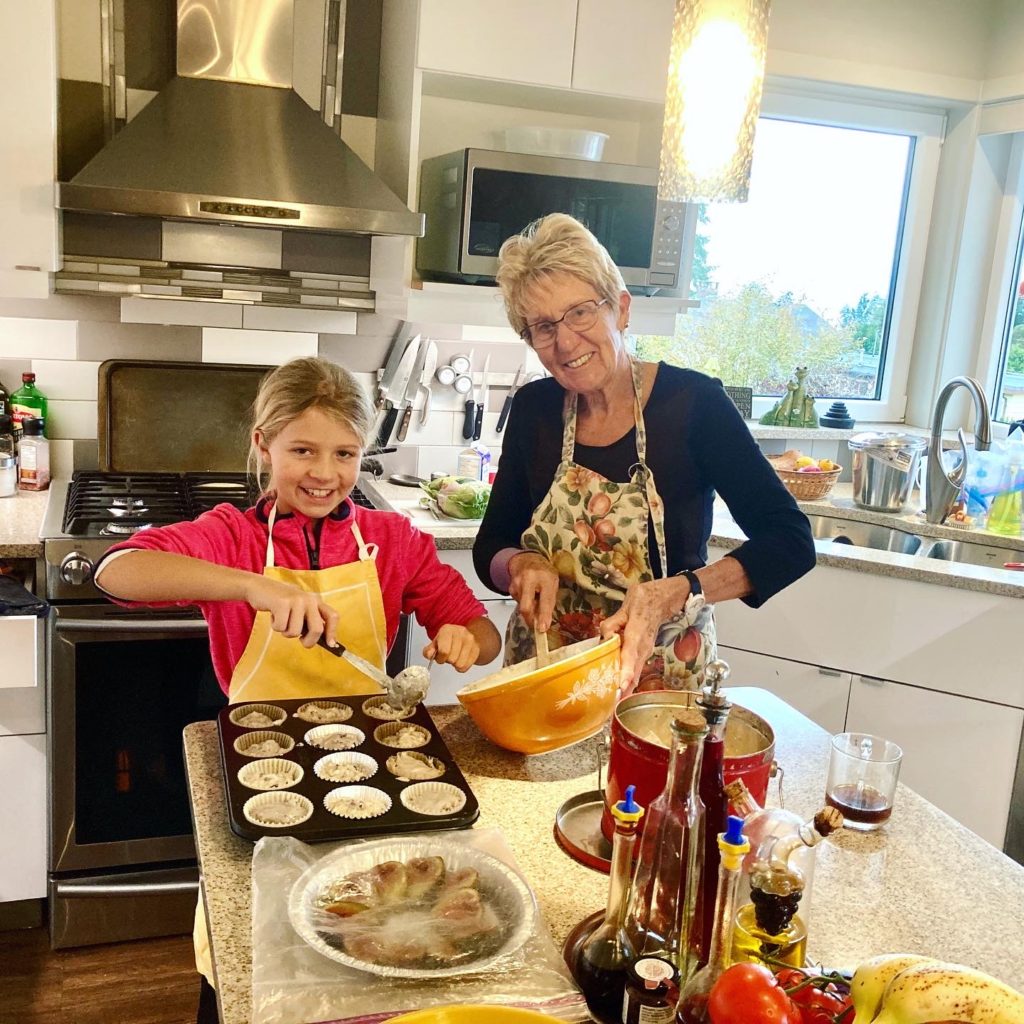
xmin=57 ymin=0 xmax=423 ymax=239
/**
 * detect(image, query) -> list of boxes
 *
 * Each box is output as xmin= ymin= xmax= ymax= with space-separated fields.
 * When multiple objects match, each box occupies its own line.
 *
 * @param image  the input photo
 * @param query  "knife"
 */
xmin=376 ymin=334 xmax=422 ymax=448
xmin=462 ymin=352 xmax=478 ymax=440
xmin=472 ymin=354 xmax=491 ymax=441
xmin=313 ymin=634 xmax=393 ymax=689
xmin=497 ymin=364 xmax=526 ymax=434
xmin=419 ymin=341 xmax=438 ymax=425
xmin=396 ymin=336 xmax=431 ymax=442
xmin=375 ymin=328 xmax=416 ymax=412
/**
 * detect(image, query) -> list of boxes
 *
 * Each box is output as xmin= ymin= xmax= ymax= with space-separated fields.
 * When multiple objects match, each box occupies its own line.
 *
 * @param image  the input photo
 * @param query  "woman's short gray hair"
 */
xmin=246 ymin=357 xmax=373 ymax=495
xmin=495 ymin=213 xmax=627 ymax=339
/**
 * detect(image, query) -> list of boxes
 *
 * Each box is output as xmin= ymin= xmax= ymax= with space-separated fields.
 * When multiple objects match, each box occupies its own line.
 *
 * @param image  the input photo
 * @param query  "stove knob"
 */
xmin=60 ymin=553 xmax=94 ymax=586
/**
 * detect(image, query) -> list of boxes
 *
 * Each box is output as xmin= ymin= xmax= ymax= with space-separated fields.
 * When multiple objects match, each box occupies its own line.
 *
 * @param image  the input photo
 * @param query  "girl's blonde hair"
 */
xmin=247 ymin=357 xmax=373 ymax=494
xmin=495 ymin=213 xmax=627 ymax=339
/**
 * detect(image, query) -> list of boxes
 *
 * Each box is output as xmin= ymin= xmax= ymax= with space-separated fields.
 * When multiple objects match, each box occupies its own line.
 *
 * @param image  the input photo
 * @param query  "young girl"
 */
xmin=96 ymin=356 xmax=501 ymax=702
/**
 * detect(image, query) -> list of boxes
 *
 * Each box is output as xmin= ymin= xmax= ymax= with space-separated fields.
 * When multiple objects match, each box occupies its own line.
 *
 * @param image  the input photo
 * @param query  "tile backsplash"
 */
xmin=0 ymin=291 xmax=531 ymax=481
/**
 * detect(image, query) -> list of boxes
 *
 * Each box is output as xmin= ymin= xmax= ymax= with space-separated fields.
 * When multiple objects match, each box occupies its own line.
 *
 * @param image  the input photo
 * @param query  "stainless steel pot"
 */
xmin=848 ymin=432 xmax=928 ymax=512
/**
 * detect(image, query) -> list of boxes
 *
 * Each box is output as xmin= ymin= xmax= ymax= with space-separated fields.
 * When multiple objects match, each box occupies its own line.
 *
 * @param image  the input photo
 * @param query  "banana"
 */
xmin=870 ymin=961 xmax=1024 ymax=1024
xmin=850 ymin=954 xmax=939 ymax=1024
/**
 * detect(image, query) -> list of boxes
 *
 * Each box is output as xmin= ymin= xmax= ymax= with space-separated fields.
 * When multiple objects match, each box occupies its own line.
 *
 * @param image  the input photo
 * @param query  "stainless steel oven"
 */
xmin=47 ymin=601 xmax=225 ymax=947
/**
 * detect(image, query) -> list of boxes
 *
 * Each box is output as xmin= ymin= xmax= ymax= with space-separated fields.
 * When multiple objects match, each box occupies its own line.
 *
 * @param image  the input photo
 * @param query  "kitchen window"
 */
xmin=635 ymin=91 xmax=944 ymax=422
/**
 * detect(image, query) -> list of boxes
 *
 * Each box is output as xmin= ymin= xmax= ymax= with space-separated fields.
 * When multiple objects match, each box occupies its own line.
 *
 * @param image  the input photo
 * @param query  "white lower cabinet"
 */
xmin=0 ymin=732 xmax=46 ymax=902
xmin=846 ymin=676 xmax=1023 ymax=850
xmin=718 ymin=645 xmax=852 ymax=735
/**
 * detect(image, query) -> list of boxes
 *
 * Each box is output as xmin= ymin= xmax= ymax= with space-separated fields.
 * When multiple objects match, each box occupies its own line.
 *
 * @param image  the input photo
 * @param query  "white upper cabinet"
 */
xmin=417 ymin=0 xmax=579 ymax=88
xmin=0 ymin=0 xmax=59 ymax=298
xmin=571 ymin=0 xmax=675 ymax=103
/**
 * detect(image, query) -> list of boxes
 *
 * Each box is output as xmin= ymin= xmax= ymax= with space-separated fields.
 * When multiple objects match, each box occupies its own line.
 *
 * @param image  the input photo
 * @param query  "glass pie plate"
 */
xmin=287 ymin=836 xmax=536 ymax=978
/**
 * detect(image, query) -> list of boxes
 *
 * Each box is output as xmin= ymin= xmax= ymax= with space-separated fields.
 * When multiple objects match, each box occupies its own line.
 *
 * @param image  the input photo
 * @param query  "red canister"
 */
xmin=602 ymin=690 xmax=776 ymax=841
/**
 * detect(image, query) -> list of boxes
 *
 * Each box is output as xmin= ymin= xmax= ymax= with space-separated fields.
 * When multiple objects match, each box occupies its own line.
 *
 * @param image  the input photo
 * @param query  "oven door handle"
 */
xmin=55 ymin=616 xmax=209 ymax=634
xmin=54 ymin=878 xmax=200 ymax=897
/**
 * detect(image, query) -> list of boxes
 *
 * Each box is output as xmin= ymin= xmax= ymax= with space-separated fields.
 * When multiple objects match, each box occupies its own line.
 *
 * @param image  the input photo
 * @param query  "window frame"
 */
xmin=975 ymin=130 xmax=1024 ymax=435
xmin=696 ymin=86 xmax=946 ymax=423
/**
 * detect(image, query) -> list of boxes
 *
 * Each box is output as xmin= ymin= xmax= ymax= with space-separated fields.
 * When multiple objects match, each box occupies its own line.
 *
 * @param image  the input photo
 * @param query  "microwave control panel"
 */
xmin=650 ymin=201 xmax=688 ymax=286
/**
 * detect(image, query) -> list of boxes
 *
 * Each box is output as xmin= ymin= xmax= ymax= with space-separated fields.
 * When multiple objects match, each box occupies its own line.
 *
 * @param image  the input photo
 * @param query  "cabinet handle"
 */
xmin=817 ymin=668 xmax=843 ymax=678
xmin=859 ymin=675 xmax=887 ymax=686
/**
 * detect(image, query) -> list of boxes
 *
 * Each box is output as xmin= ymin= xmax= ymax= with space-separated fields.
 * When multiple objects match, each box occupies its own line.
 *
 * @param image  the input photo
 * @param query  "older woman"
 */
xmin=473 ymin=213 xmax=815 ymax=692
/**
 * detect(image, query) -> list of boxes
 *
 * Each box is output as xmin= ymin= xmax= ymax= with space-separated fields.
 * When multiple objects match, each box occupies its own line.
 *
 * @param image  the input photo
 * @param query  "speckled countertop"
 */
xmin=183 ymin=687 xmax=1024 ymax=1023
xmin=0 ymin=487 xmax=49 ymax=557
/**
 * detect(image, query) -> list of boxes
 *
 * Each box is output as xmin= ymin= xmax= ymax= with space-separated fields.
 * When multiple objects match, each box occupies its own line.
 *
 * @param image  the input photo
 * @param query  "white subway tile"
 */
xmin=242 ymin=306 xmax=358 ymax=334
xmin=46 ymin=400 xmax=97 ymax=440
xmin=201 ymin=328 xmax=318 ymax=365
xmin=0 ymin=318 xmax=76 ymax=359
xmin=460 ymin=325 xmax=519 ymax=343
xmin=48 ymin=439 xmax=75 ymax=480
xmin=121 ymin=298 xmax=244 ymax=328
xmin=416 ymin=446 xmax=463 ymax=478
xmin=401 ymin=409 xmax=460 ymax=446
xmin=30 ymin=360 xmax=100 ymax=400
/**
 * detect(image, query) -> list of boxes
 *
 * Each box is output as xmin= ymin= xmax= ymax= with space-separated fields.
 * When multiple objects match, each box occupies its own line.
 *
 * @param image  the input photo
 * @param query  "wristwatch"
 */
xmin=678 ymin=569 xmax=702 ymax=597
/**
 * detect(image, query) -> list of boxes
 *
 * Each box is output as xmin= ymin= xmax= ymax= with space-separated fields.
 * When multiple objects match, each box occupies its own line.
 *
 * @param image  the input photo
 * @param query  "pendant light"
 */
xmin=658 ymin=0 xmax=772 ymax=204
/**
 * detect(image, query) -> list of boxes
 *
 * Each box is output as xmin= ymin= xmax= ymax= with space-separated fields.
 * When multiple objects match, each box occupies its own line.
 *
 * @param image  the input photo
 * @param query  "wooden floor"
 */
xmin=0 ymin=928 xmax=200 ymax=1024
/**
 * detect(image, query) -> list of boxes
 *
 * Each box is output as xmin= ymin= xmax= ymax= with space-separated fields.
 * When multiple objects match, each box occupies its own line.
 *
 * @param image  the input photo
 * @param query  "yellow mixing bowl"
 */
xmin=456 ymin=635 xmax=620 ymax=754
xmin=390 ymin=1005 xmax=560 ymax=1023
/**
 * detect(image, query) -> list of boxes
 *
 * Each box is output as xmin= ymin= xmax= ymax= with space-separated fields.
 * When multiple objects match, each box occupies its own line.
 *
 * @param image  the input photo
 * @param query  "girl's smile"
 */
xmin=256 ymin=406 xmax=362 ymax=517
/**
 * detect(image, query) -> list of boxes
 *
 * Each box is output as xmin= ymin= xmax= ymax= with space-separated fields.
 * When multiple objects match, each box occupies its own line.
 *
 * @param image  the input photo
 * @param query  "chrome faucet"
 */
xmin=924 ymin=376 xmax=992 ymax=524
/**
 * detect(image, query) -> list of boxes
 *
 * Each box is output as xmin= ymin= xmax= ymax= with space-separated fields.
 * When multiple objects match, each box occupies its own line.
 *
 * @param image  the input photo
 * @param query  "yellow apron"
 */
xmin=195 ymin=503 xmax=390 ymax=983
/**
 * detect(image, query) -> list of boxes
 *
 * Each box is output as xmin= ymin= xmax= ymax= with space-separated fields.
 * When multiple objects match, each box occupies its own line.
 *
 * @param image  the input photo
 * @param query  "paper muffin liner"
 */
xmin=314 ymin=751 xmax=378 ymax=784
xmin=400 ymin=782 xmax=467 ymax=817
xmin=362 ymin=695 xmax=415 ymax=721
xmin=386 ymin=751 xmax=445 ymax=782
xmin=229 ymin=703 xmax=287 ymax=729
xmin=323 ymin=785 xmax=392 ymax=820
xmin=304 ymin=724 xmax=366 ymax=751
xmin=243 ymin=791 xmax=313 ymax=828
xmin=234 ymin=730 xmax=295 ymax=759
xmin=373 ymin=722 xmax=431 ymax=749
xmin=237 ymin=757 xmax=304 ymax=791
xmin=294 ymin=700 xmax=353 ymax=724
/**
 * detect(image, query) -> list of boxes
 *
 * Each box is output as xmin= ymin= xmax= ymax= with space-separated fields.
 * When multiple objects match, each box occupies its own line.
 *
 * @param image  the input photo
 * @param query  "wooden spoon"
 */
xmin=534 ymin=625 xmax=551 ymax=668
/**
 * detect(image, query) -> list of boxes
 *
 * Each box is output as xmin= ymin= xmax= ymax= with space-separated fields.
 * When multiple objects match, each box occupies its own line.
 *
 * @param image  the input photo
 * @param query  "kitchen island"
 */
xmin=183 ymin=687 xmax=1024 ymax=1024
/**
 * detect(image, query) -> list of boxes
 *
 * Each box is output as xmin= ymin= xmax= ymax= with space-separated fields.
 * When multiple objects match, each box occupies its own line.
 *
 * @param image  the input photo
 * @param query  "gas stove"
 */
xmin=42 ymin=471 xmax=378 ymax=601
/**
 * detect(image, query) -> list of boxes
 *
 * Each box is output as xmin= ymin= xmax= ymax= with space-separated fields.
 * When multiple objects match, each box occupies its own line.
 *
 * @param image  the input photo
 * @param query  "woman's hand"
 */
xmin=243 ymin=575 xmax=339 ymax=648
xmin=508 ymin=551 xmax=559 ymax=632
xmin=601 ymin=577 xmax=689 ymax=694
xmin=424 ymin=624 xmax=480 ymax=672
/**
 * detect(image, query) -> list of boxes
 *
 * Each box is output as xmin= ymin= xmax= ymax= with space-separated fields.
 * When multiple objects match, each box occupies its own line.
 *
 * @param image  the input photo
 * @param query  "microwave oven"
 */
xmin=417 ymin=148 xmax=689 ymax=295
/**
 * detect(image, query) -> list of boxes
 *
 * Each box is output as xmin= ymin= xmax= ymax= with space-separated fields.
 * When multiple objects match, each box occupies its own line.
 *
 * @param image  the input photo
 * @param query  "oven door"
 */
xmin=49 ymin=602 xmax=226 ymax=875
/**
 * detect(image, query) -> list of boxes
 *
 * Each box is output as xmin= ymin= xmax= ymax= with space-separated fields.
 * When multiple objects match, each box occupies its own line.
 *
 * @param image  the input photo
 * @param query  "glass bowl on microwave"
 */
xmin=500 ymin=126 xmax=609 ymax=161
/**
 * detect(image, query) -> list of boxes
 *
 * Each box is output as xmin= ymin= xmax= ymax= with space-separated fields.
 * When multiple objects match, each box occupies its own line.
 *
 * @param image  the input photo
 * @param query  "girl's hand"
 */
xmin=424 ymin=624 xmax=480 ymax=672
xmin=601 ymin=577 xmax=689 ymax=693
xmin=243 ymin=575 xmax=339 ymax=648
xmin=508 ymin=552 xmax=559 ymax=632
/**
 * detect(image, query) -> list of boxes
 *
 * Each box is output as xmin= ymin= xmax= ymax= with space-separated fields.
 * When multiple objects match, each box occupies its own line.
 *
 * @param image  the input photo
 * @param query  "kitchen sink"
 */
xmin=806 ymin=514 xmax=1024 ymax=568
xmin=806 ymin=515 xmax=924 ymax=555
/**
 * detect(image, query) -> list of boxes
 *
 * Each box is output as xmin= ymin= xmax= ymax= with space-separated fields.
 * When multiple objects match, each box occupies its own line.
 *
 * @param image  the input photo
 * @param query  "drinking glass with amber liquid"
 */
xmin=825 ymin=733 xmax=902 ymax=830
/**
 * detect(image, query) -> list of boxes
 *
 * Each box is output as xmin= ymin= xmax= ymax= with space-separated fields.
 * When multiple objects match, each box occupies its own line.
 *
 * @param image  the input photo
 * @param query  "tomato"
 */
xmin=770 ymin=967 xmax=854 ymax=1024
xmin=708 ymin=963 xmax=799 ymax=1024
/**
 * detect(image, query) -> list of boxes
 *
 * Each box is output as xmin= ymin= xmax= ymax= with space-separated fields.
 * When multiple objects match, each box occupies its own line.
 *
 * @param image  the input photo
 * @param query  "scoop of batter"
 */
xmin=386 ymin=665 xmax=430 ymax=711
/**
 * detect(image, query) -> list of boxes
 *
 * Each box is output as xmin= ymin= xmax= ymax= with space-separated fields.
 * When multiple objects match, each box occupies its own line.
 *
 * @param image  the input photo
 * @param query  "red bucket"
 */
xmin=602 ymin=690 xmax=776 ymax=841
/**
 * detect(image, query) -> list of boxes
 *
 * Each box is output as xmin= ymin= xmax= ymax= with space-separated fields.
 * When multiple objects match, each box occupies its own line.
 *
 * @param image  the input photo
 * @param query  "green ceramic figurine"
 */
xmin=759 ymin=366 xmax=820 ymax=428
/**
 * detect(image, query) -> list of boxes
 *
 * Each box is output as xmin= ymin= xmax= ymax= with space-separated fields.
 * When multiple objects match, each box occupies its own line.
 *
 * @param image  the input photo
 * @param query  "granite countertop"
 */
xmin=0 ymin=487 xmax=49 ymax=557
xmin=362 ymin=475 xmax=1024 ymax=598
xmin=183 ymin=687 xmax=1024 ymax=1024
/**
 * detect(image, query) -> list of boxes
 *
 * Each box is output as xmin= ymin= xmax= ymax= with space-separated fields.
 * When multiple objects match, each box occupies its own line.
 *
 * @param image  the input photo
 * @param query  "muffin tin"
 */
xmin=217 ymin=696 xmax=480 ymax=842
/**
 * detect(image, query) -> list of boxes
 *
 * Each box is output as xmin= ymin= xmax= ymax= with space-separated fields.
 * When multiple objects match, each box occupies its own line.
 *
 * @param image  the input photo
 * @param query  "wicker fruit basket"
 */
xmin=768 ymin=456 xmax=841 ymax=501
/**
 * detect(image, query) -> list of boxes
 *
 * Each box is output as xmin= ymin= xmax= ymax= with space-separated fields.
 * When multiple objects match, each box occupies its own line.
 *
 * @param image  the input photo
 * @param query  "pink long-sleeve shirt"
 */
xmin=97 ymin=497 xmax=486 ymax=693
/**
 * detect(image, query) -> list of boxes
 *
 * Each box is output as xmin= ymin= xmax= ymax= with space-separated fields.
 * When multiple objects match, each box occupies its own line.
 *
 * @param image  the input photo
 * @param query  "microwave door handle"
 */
xmin=55 ymin=617 xmax=208 ymax=634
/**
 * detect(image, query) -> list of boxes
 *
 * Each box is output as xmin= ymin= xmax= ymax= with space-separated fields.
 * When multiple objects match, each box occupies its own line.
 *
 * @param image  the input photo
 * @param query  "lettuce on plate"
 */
xmin=419 ymin=476 xmax=491 ymax=519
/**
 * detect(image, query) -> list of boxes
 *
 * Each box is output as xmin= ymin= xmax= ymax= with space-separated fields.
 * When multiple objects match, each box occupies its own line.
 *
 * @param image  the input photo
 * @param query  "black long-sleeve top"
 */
xmin=473 ymin=363 xmax=816 ymax=607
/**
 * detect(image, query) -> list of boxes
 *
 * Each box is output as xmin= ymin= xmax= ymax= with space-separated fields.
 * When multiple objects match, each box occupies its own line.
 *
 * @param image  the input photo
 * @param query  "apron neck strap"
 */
xmin=265 ymin=504 xmax=379 ymax=567
xmin=266 ymin=503 xmax=279 ymax=568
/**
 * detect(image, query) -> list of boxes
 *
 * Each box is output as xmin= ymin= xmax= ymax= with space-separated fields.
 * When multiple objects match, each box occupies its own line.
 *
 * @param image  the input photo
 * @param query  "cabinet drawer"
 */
xmin=0 ymin=616 xmax=44 ymax=689
xmin=0 ymin=732 xmax=46 ymax=902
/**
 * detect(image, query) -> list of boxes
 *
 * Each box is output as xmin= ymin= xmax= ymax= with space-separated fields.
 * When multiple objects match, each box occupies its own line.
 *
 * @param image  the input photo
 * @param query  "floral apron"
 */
xmin=504 ymin=360 xmax=716 ymax=691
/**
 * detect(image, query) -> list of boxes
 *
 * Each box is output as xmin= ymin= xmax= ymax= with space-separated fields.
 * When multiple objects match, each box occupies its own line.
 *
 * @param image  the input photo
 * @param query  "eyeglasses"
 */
xmin=520 ymin=298 xmax=610 ymax=348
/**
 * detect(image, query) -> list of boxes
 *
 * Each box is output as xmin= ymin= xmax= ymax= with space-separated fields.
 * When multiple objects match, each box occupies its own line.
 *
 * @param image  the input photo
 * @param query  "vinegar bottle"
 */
xmin=693 ymin=659 xmax=733 ymax=971
xmin=675 ymin=817 xmax=749 ymax=1024
xmin=730 ymin=806 xmax=843 ymax=968
xmin=622 ymin=708 xmax=707 ymax=981
xmin=574 ymin=785 xmax=645 ymax=1024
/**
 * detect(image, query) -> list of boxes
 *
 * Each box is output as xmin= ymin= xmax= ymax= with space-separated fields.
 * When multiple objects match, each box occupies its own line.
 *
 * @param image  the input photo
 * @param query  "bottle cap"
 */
xmin=22 ymin=417 xmax=45 ymax=437
xmin=718 ymin=814 xmax=750 ymax=869
xmin=0 ymin=454 xmax=14 ymax=469
xmin=22 ymin=371 xmax=35 ymax=383
xmin=611 ymin=783 xmax=644 ymax=825
xmin=0 ymin=414 xmax=11 ymax=433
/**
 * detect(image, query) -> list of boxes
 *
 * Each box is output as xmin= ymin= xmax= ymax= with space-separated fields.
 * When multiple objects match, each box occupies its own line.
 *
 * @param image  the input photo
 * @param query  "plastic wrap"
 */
xmin=251 ymin=828 xmax=589 ymax=1023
